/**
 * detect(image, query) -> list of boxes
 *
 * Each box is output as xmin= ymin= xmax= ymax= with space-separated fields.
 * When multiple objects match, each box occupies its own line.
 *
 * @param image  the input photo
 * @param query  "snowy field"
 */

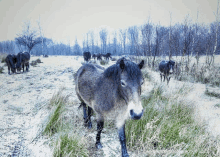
xmin=0 ymin=55 xmax=220 ymax=156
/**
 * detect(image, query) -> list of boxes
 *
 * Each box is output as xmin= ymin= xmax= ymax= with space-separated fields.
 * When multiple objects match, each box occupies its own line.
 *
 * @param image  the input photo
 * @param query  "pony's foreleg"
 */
xmin=22 ymin=64 xmax=25 ymax=72
xmin=8 ymin=66 xmax=10 ymax=74
xmin=95 ymin=120 xmax=104 ymax=149
xmin=118 ymin=124 xmax=129 ymax=157
xmin=167 ymin=76 xmax=171 ymax=85
xmin=26 ymin=62 xmax=29 ymax=71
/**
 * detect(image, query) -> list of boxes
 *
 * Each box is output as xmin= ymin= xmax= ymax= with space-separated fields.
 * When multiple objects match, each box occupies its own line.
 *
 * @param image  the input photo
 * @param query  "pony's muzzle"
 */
xmin=130 ymin=109 xmax=143 ymax=120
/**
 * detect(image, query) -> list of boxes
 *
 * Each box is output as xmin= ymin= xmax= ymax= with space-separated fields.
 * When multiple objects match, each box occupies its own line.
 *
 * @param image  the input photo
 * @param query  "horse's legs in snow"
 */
xmin=118 ymin=124 xmax=129 ymax=157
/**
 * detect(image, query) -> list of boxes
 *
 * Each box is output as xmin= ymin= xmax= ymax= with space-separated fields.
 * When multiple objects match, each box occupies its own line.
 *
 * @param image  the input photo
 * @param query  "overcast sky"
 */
xmin=0 ymin=0 xmax=218 ymax=45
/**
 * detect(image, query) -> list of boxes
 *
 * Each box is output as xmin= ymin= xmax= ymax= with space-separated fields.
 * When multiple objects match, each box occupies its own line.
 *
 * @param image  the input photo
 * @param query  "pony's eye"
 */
xmin=121 ymin=80 xmax=126 ymax=87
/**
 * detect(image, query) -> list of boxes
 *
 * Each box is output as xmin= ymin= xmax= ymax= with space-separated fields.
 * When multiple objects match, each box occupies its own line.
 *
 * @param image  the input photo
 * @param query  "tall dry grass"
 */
xmin=42 ymin=88 xmax=89 ymax=157
xmin=125 ymin=84 xmax=220 ymax=156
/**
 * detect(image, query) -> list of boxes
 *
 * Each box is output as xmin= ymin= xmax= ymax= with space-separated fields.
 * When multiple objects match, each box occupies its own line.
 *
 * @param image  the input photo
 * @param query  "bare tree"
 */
xmin=0 ymin=42 xmax=3 ymax=53
xmin=15 ymin=20 xmax=41 ymax=53
xmin=182 ymin=15 xmax=193 ymax=70
xmin=73 ymin=37 xmax=82 ymax=55
xmin=141 ymin=19 xmax=153 ymax=65
xmin=0 ymin=40 xmax=15 ymax=54
xmin=119 ymin=28 xmax=127 ymax=55
xmin=169 ymin=12 xmax=173 ymax=60
xmin=211 ymin=0 xmax=220 ymax=64
xmin=37 ymin=16 xmax=45 ymax=55
xmin=112 ymin=31 xmax=118 ymax=55
xmin=88 ymin=29 xmax=95 ymax=54
xmin=128 ymin=26 xmax=140 ymax=55
xmin=99 ymin=27 xmax=108 ymax=54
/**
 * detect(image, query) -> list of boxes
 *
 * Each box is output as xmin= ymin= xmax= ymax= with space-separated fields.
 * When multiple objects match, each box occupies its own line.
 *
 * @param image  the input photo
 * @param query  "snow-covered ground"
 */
xmin=0 ymin=55 xmax=220 ymax=156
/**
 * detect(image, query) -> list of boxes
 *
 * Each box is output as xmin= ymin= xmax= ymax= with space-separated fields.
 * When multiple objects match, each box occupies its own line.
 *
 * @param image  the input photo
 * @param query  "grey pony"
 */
xmin=75 ymin=57 xmax=145 ymax=157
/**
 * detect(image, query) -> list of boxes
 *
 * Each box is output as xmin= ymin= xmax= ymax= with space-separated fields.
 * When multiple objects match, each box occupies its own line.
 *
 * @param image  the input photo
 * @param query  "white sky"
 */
xmin=0 ymin=0 xmax=218 ymax=45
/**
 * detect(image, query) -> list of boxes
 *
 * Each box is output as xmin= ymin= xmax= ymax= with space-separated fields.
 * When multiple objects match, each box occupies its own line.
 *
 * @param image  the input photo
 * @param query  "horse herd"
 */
xmin=83 ymin=51 xmax=112 ymax=62
xmin=5 ymin=52 xmax=30 ymax=74
xmin=4 ymin=51 xmax=175 ymax=157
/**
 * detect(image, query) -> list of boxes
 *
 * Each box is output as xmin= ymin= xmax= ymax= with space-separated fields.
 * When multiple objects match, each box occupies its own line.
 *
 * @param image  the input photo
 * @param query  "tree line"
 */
xmin=0 ymin=17 xmax=220 ymax=65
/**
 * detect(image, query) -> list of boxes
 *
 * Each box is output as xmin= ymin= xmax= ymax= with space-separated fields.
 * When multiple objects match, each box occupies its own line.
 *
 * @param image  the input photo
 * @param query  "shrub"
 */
xmin=100 ymin=60 xmax=109 ymax=65
xmin=111 ymin=57 xmax=117 ymax=61
xmin=174 ymin=61 xmax=220 ymax=87
xmin=36 ymin=58 xmax=42 ymax=63
xmin=30 ymin=61 xmax=37 ymax=66
xmin=205 ymin=89 xmax=220 ymax=98
xmin=30 ymin=58 xmax=42 ymax=66
xmin=0 ymin=66 xmax=4 ymax=73
xmin=0 ymin=53 xmax=7 ymax=63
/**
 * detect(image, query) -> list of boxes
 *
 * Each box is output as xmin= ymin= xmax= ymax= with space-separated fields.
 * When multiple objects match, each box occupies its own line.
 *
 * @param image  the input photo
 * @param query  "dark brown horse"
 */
xmin=5 ymin=54 xmax=17 ymax=74
xmin=16 ymin=52 xmax=30 ymax=73
xmin=75 ymin=57 xmax=145 ymax=157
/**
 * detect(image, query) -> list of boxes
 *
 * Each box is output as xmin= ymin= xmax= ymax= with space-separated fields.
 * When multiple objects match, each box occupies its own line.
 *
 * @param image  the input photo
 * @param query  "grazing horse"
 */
xmin=102 ymin=53 xmax=112 ymax=60
xmin=5 ymin=54 xmax=17 ymax=74
xmin=83 ymin=52 xmax=91 ymax=62
xmin=96 ymin=53 xmax=102 ymax=60
xmin=159 ymin=60 xmax=175 ymax=85
xmin=92 ymin=54 xmax=97 ymax=60
xmin=75 ymin=57 xmax=145 ymax=157
xmin=16 ymin=52 xmax=30 ymax=73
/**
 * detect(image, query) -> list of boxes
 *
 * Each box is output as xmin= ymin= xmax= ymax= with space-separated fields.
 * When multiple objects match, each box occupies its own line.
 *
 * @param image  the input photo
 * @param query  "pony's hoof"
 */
xmin=95 ymin=143 xmax=103 ymax=149
xmin=122 ymin=153 xmax=129 ymax=157
xmin=84 ymin=122 xmax=92 ymax=129
xmin=88 ymin=122 xmax=92 ymax=129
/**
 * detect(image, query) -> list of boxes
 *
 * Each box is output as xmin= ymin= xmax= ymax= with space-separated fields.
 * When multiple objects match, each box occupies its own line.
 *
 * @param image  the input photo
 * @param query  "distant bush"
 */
xmin=174 ymin=62 xmax=220 ymax=87
xmin=30 ymin=58 xmax=42 ymax=66
xmin=0 ymin=66 xmax=4 ymax=73
xmin=111 ymin=57 xmax=117 ymax=61
xmin=142 ymin=70 xmax=152 ymax=81
xmin=36 ymin=58 xmax=42 ymax=63
xmin=205 ymin=89 xmax=220 ymax=98
xmin=0 ymin=53 xmax=7 ymax=63
xmin=100 ymin=60 xmax=109 ymax=65
xmin=214 ymin=104 xmax=220 ymax=108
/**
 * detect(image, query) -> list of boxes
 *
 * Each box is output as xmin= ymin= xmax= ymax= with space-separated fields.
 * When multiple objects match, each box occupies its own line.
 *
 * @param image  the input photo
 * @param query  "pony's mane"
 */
xmin=103 ymin=58 xmax=142 ymax=82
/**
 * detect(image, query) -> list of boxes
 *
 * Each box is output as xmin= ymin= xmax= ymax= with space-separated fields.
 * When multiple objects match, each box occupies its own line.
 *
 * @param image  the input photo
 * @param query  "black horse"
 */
xmin=83 ymin=52 xmax=91 ymax=62
xmin=16 ymin=52 xmax=30 ymax=73
xmin=5 ymin=54 xmax=17 ymax=74
xmin=75 ymin=57 xmax=145 ymax=157
xmin=102 ymin=53 xmax=112 ymax=60
xmin=159 ymin=60 xmax=175 ymax=85
xmin=92 ymin=54 xmax=97 ymax=60
xmin=96 ymin=53 xmax=102 ymax=60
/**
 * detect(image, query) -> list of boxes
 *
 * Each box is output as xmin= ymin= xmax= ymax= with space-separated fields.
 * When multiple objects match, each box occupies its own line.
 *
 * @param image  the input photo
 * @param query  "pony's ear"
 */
xmin=138 ymin=60 xmax=144 ymax=69
xmin=120 ymin=59 xmax=125 ymax=70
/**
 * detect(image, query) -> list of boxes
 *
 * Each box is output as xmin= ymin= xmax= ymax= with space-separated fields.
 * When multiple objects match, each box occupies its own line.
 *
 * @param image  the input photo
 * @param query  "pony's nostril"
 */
xmin=130 ymin=109 xmax=143 ymax=120
xmin=130 ymin=109 xmax=134 ymax=116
